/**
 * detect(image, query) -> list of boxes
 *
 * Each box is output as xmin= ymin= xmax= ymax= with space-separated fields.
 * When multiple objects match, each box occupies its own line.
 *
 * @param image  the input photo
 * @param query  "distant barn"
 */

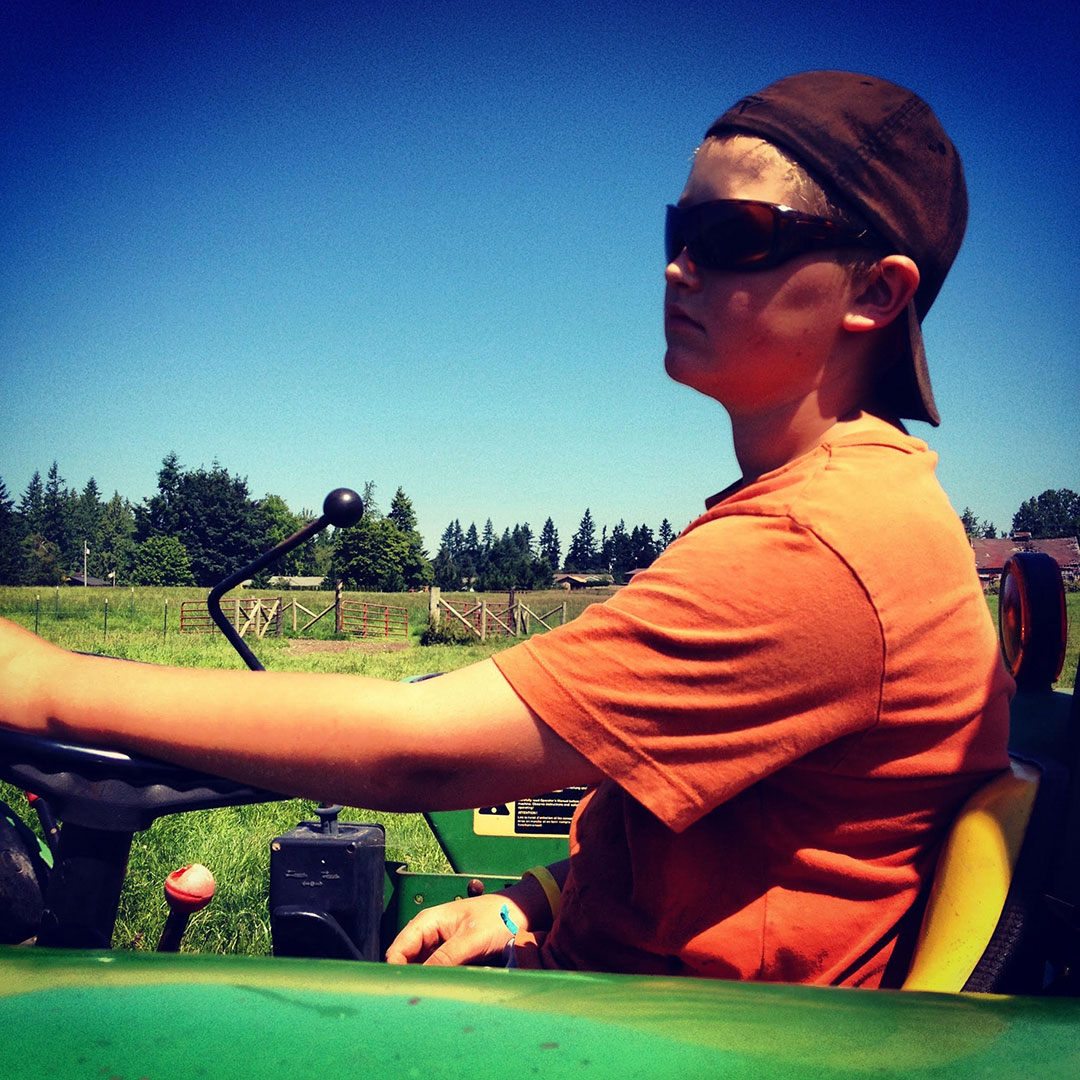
xmin=66 ymin=574 xmax=107 ymax=587
xmin=971 ymin=535 xmax=1079 ymax=582
xmin=268 ymin=576 xmax=326 ymax=590
xmin=553 ymin=573 xmax=614 ymax=590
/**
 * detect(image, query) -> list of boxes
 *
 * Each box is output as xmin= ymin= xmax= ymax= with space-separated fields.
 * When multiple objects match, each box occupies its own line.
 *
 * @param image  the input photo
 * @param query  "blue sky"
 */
xmin=2 ymin=0 xmax=1077 ymax=551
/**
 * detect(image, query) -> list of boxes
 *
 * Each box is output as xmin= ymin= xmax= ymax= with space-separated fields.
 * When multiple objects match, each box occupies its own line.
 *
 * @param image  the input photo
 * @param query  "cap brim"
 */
xmin=872 ymin=301 xmax=940 ymax=426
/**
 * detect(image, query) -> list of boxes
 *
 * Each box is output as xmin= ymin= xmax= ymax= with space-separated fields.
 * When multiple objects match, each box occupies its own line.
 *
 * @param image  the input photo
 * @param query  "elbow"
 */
xmin=357 ymin=752 xmax=474 ymax=813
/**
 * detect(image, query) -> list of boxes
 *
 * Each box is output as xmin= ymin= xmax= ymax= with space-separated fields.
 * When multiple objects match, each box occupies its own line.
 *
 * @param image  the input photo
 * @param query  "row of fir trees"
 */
xmin=430 ymin=508 xmax=677 ymax=591
xmin=0 ymin=455 xmax=678 ymax=591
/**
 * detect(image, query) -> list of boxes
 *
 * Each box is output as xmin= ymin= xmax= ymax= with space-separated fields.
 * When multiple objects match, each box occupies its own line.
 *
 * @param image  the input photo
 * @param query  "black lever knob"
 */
xmin=322 ymin=488 xmax=364 ymax=528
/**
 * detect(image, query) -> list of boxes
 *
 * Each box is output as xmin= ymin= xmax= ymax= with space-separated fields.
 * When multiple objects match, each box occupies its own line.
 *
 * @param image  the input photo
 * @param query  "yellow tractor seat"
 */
xmin=902 ymin=754 xmax=1065 ymax=994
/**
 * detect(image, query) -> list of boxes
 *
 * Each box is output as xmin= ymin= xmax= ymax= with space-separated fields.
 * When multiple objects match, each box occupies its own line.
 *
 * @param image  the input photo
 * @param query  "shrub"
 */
xmin=419 ymin=620 xmax=475 ymax=646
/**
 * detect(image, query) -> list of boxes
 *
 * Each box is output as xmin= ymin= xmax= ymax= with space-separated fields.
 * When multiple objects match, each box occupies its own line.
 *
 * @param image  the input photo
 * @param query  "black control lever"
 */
xmin=207 ymin=488 xmax=364 ymax=672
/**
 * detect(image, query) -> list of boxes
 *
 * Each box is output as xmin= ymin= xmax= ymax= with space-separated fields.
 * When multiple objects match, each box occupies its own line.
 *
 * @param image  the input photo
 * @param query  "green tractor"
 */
xmin=1 ymin=491 xmax=1077 ymax=1078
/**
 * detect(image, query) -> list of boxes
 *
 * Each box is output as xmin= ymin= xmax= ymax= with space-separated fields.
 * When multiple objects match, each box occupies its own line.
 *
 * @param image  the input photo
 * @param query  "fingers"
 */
xmin=384 ymin=895 xmax=514 ymax=967
xmin=385 ymin=910 xmax=448 ymax=965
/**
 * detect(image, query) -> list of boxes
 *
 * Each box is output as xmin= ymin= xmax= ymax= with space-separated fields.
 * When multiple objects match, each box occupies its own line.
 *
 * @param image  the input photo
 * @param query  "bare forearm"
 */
xmin=1 ymin=618 xmax=600 ymax=811
xmin=49 ymin=652 xmax=436 ymax=806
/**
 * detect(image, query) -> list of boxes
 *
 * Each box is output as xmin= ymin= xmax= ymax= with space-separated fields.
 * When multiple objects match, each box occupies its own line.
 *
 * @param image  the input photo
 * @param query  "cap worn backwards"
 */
xmin=707 ymin=70 xmax=968 ymax=426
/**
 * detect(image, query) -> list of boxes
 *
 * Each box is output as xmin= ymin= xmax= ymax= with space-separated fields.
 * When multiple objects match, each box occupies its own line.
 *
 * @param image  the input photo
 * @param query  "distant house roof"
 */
xmin=553 ymin=572 xmax=614 ymax=588
xmin=268 ymin=576 xmax=326 ymax=589
xmin=971 ymin=536 xmax=1080 ymax=574
xmin=66 ymin=573 xmax=107 ymax=587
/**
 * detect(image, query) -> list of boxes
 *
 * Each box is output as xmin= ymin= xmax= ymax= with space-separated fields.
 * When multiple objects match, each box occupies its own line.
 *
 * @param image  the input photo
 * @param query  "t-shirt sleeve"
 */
xmin=493 ymin=512 xmax=885 ymax=832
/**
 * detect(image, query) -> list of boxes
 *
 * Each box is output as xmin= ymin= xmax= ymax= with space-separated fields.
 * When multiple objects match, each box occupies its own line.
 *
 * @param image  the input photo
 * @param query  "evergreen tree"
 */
xmin=136 ymin=452 xmax=184 ymax=540
xmin=97 ymin=493 xmax=136 ymax=584
xmin=565 ymin=508 xmax=598 ymax=572
xmin=539 ymin=517 xmax=560 ymax=570
xmin=658 ymin=519 xmax=675 ymax=549
xmin=0 ymin=479 xmax=24 ymax=584
xmin=180 ymin=463 xmax=262 ymax=585
xmin=75 ymin=478 xmax=106 ymax=577
xmin=17 ymin=472 xmax=44 ymax=537
xmin=22 ymin=534 xmax=64 ymax=585
xmin=18 ymin=469 xmax=59 ymax=584
xmin=360 ymin=480 xmax=381 ymax=520
xmin=607 ymin=520 xmax=633 ymax=579
xmin=388 ymin=487 xmax=419 ymax=533
xmin=432 ymin=546 xmax=461 ymax=591
xmin=460 ymin=522 xmax=481 ymax=584
xmin=629 ymin=524 xmax=658 ymax=569
xmin=432 ymin=520 xmax=461 ymax=589
xmin=959 ymin=507 xmax=997 ymax=540
xmin=437 ymin=521 xmax=459 ymax=560
xmin=474 ymin=524 xmax=552 ymax=591
xmin=42 ymin=461 xmax=76 ymax=572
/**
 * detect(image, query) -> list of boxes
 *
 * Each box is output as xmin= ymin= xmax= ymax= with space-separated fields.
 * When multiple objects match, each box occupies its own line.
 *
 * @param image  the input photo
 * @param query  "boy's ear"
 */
xmin=843 ymin=255 xmax=920 ymax=333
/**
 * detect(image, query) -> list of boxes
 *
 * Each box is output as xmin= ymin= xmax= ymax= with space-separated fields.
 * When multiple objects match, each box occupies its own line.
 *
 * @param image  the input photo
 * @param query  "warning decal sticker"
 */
xmin=473 ymin=786 xmax=588 ymax=837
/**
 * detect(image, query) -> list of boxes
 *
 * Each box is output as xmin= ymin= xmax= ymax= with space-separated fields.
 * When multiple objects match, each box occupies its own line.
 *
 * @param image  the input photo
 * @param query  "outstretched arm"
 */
xmin=0 ymin=617 xmax=601 ymax=811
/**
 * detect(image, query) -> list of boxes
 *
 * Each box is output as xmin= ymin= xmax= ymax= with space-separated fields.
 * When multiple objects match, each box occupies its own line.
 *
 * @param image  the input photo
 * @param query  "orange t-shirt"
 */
xmin=493 ymin=415 xmax=1012 ymax=986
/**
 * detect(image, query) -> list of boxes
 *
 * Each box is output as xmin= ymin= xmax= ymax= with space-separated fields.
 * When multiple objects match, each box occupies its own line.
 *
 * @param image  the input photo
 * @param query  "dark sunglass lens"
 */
xmin=718 ymin=203 xmax=775 ymax=267
xmin=665 ymin=206 xmax=684 ymax=263
xmin=672 ymin=202 xmax=778 ymax=270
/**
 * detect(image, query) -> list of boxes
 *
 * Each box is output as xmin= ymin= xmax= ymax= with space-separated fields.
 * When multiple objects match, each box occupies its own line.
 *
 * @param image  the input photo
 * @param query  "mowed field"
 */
xmin=1 ymin=584 xmax=1077 ymax=955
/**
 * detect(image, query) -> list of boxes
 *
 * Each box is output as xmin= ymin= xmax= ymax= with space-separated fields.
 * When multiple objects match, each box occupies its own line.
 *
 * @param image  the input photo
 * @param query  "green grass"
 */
xmin=986 ymin=591 xmax=1080 ymax=692
xmin=2 ymin=585 xmax=1076 ymax=955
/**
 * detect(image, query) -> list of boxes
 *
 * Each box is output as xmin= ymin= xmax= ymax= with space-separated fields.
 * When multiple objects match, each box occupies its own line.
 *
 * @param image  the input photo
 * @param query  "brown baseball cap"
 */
xmin=706 ymin=70 xmax=968 ymax=426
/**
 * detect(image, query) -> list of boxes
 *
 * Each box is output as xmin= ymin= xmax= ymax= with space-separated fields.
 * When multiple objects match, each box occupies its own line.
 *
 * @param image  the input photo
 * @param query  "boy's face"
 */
xmin=663 ymin=136 xmax=861 ymax=418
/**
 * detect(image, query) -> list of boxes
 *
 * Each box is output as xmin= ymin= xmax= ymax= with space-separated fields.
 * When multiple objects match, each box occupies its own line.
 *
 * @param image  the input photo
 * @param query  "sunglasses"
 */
xmin=665 ymin=199 xmax=874 ymax=271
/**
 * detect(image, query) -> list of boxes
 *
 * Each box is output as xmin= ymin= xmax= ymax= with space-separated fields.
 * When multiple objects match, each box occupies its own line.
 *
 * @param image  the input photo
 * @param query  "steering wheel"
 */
xmin=0 ymin=726 xmax=282 ymax=833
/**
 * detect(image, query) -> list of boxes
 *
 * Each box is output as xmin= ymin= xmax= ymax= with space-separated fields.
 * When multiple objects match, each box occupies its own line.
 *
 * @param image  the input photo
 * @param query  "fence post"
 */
xmin=335 ymin=581 xmax=344 ymax=633
xmin=429 ymin=587 xmax=441 ymax=629
xmin=163 ymin=598 xmax=168 ymax=639
xmin=561 ymin=601 xmax=567 ymax=626
xmin=480 ymin=601 xmax=488 ymax=642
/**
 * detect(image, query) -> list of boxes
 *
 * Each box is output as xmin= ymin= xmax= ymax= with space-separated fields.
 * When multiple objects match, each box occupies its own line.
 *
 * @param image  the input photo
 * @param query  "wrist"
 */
xmin=499 ymin=865 xmax=562 ymax=933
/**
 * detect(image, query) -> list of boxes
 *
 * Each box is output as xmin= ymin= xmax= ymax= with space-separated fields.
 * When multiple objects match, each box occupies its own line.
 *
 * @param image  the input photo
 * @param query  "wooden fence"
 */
xmin=428 ymin=587 xmax=566 ymax=641
xmin=180 ymin=584 xmax=408 ymax=641
xmin=180 ymin=597 xmax=283 ymax=638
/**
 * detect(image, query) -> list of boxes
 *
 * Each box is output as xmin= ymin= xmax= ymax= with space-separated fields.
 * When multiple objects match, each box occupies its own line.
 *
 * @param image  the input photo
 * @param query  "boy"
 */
xmin=0 ymin=72 xmax=1011 ymax=986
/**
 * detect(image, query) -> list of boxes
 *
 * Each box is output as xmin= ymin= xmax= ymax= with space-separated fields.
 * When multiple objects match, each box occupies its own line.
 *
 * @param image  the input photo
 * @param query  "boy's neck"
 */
xmin=730 ymin=399 xmax=869 ymax=483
